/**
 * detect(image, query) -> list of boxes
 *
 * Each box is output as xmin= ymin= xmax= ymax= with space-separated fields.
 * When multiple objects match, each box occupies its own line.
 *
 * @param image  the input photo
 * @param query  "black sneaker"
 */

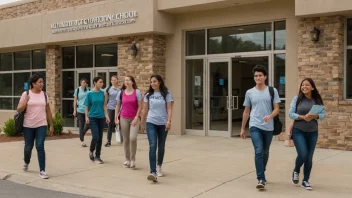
xmin=147 ymin=172 xmax=158 ymax=182
xmin=256 ymin=180 xmax=266 ymax=190
xmin=301 ymin=181 xmax=313 ymax=190
xmin=105 ymin=142 xmax=111 ymax=147
xmin=94 ymin=157 xmax=104 ymax=164
xmin=292 ymin=171 xmax=299 ymax=184
xmin=89 ymin=153 xmax=94 ymax=162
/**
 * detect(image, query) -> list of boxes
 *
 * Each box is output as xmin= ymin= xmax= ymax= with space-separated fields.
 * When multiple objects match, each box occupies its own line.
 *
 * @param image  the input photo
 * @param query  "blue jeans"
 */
xmin=23 ymin=126 xmax=47 ymax=171
xmin=146 ymin=122 xmax=168 ymax=174
xmin=250 ymin=126 xmax=273 ymax=181
xmin=292 ymin=127 xmax=318 ymax=182
xmin=89 ymin=117 xmax=105 ymax=158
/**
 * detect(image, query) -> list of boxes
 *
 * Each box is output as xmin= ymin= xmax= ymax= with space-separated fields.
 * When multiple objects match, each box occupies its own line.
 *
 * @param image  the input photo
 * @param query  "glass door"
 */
xmin=231 ymin=55 xmax=270 ymax=137
xmin=207 ymin=58 xmax=231 ymax=137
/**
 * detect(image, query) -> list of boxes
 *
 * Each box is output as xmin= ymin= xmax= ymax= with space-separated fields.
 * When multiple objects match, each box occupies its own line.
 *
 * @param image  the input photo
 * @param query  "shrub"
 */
xmin=3 ymin=118 xmax=17 ymax=137
xmin=48 ymin=112 xmax=64 ymax=136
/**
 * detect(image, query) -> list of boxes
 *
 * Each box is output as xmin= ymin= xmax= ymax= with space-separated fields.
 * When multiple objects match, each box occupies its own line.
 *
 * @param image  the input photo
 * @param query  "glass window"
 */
xmin=0 ymin=53 xmax=13 ymax=71
xmin=14 ymin=51 xmax=30 ymax=70
xmin=346 ymin=50 xmax=352 ymax=98
xmin=0 ymin=74 xmax=12 ymax=95
xmin=0 ymin=98 xmax=12 ymax=110
xmin=274 ymin=54 xmax=286 ymax=98
xmin=275 ymin=21 xmax=286 ymax=50
xmin=95 ymin=44 xmax=117 ymax=67
xmin=208 ymin=23 xmax=272 ymax=54
xmin=186 ymin=60 xmax=204 ymax=130
xmin=77 ymin=45 xmax=93 ymax=68
xmin=348 ymin=19 xmax=352 ymax=46
xmin=32 ymin=49 xmax=46 ymax=69
xmin=62 ymin=100 xmax=74 ymax=127
xmin=62 ymin=47 xmax=75 ymax=69
xmin=14 ymin=72 xmax=30 ymax=96
xmin=186 ymin=30 xmax=206 ymax=56
xmin=63 ymin=71 xmax=75 ymax=98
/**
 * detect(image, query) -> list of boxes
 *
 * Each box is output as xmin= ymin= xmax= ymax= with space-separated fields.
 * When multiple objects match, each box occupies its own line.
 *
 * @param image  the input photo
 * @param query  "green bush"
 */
xmin=3 ymin=118 xmax=17 ymax=137
xmin=48 ymin=112 xmax=64 ymax=136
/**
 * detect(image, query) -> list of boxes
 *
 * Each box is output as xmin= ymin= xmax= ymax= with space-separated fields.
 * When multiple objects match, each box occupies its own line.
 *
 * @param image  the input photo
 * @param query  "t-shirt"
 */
xmin=84 ymin=90 xmax=105 ymax=118
xmin=144 ymin=92 xmax=174 ymax=125
xmin=106 ymin=86 xmax=121 ymax=110
xmin=116 ymin=89 xmax=142 ymax=119
xmin=19 ymin=90 xmax=48 ymax=128
xmin=243 ymin=86 xmax=280 ymax=131
xmin=289 ymin=96 xmax=326 ymax=132
xmin=73 ymin=87 xmax=89 ymax=114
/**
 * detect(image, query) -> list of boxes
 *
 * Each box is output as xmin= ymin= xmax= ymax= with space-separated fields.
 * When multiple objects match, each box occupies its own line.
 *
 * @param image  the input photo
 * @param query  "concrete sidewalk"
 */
xmin=0 ymin=134 xmax=351 ymax=198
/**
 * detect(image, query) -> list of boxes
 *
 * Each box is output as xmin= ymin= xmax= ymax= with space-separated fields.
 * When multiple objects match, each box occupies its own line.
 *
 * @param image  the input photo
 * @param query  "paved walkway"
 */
xmin=0 ymin=134 xmax=351 ymax=198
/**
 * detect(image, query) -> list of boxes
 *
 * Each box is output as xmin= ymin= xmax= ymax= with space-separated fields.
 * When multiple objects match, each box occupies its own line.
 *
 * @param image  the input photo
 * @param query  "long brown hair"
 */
xmin=296 ymin=78 xmax=324 ymax=110
xmin=121 ymin=75 xmax=138 ymax=90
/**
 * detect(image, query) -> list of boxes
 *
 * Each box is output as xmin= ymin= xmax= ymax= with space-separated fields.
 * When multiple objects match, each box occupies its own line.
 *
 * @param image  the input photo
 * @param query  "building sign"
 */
xmin=51 ymin=11 xmax=138 ymax=34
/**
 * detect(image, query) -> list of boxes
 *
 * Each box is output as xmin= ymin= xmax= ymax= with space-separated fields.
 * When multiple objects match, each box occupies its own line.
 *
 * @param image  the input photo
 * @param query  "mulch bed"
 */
xmin=0 ymin=133 xmax=90 ymax=143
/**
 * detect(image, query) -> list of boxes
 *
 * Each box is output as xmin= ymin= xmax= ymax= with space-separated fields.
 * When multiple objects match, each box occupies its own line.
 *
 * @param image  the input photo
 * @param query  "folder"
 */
xmin=308 ymin=105 xmax=324 ymax=114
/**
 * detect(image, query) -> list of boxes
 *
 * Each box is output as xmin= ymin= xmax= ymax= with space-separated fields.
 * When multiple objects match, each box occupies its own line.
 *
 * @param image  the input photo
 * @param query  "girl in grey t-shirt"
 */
xmin=141 ymin=74 xmax=174 ymax=182
xmin=288 ymin=78 xmax=326 ymax=190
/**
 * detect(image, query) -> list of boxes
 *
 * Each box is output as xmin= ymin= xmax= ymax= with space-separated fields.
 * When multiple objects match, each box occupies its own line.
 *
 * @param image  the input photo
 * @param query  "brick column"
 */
xmin=297 ymin=16 xmax=352 ymax=150
xmin=117 ymin=34 xmax=166 ymax=94
xmin=46 ymin=45 xmax=61 ymax=115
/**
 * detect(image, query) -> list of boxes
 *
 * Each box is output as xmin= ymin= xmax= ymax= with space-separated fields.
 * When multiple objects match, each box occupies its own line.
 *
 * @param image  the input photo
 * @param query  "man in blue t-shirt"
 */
xmin=240 ymin=65 xmax=280 ymax=190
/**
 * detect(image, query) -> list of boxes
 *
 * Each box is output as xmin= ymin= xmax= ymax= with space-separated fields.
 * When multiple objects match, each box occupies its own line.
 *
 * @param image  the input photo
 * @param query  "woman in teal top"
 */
xmin=73 ymin=78 xmax=90 ymax=147
xmin=84 ymin=76 xmax=110 ymax=164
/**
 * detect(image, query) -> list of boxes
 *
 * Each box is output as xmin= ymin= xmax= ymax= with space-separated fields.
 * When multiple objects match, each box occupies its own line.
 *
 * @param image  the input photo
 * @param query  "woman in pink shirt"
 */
xmin=115 ymin=76 xmax=142 ymax=169
xmin=17 ymin=73 xmax=54 ymax=179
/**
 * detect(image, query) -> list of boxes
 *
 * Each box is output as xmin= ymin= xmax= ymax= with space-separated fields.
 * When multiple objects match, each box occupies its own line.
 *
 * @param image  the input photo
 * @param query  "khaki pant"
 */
xmin=120 ymin=117 xmax=140 ymax=161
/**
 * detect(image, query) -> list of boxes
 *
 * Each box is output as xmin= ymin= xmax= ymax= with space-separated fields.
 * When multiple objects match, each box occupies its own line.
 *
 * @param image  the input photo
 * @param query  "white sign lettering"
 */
xmin=51 ymin=11 xmax=137 ymax=34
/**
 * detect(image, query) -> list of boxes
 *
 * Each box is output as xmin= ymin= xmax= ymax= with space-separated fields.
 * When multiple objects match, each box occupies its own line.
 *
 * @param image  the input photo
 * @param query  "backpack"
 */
xmin=14 ymin=90 xmax=47 ymax=136
xmin=268 ymin=86 xmax=283 ymax=136
xmin=76 ymin=87 xmax=89 ymax=107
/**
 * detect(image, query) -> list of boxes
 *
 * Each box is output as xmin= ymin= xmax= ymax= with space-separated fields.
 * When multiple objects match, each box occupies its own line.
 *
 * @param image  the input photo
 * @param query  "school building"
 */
xmin=0 ymin=0 xmax=351 ymax=150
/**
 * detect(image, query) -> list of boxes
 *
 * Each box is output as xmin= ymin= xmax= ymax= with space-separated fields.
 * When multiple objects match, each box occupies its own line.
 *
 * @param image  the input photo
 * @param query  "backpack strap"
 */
xmin=106 ymin=86 xmax=111 ymax=95
xmin=268 ymin=86 xmax=274 ymax=111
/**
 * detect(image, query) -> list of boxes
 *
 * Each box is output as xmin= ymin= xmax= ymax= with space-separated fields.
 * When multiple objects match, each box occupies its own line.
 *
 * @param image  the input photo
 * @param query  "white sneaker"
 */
xmin=130 ymin=161 xmax=136 ymax=169
xmin=123 ymin=161 xmax=130 ymax=168
xmin=157 ymin=165 xmax=163 ymax=177
xmin=39 ymin=171 xmax=49 ymax=179
xmin=147 ymin=172 xmax=157 ymax=182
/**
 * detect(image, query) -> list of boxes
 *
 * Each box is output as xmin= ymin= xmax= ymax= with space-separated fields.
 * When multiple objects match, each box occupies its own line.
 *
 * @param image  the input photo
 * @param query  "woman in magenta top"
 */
xmin=17 ymin=73 xmax=54 ymax=179
xmin=115 ymin=76 xmax=142 ymax=169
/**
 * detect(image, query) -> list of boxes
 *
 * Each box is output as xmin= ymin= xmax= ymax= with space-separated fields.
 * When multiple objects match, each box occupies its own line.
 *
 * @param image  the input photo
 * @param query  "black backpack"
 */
xmin=268 ymin=86 xmax=283 ymax=136
xmin=14 ymin=91 xmax=47 ymax=136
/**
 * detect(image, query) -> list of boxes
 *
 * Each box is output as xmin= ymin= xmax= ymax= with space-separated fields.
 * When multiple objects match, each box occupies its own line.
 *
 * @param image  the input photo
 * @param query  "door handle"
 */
xmin=227 ymin=96 xmax=230 ymax=110
xmin=232 ymin=96 xmax=238 ymax=110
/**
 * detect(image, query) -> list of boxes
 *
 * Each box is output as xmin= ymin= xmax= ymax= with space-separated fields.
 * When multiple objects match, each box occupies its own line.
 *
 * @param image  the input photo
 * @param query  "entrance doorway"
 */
xmin=186 ymin=55 xmax=270 ymax=137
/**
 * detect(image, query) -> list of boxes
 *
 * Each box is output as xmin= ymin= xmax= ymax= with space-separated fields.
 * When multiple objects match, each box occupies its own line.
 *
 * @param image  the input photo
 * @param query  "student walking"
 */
xmin=17 ymin=73 xmax=54 ymax=179
xmin=115 ymin=76 xmax=142 ymax=169
xmin=141 ymin=74 xmax=174 ymax=182
xmin=85 ymin=76 xmax=110 ymax=164
xmin=289 ymin=78 xmax=326 ymax=190
xmin=105 ymin=75 xmax=121 ymax=147
xmin=240 ymin=65 xmax=280 ymax=190
xmin=73 ymin=78 xmax=90 ymax=147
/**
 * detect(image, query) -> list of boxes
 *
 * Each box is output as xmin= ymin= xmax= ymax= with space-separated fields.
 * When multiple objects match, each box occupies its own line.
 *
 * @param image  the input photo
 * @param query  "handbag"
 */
xmin=115 ymin=125 xmax=122 ymax=143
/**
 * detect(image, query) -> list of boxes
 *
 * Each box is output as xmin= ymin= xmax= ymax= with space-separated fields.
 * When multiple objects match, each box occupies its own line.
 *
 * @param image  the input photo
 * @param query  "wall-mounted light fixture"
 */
xmin=310 ymin=27 xmax=320 ymax=42
xmin=130 ymin=42 xmax=138 ymax=57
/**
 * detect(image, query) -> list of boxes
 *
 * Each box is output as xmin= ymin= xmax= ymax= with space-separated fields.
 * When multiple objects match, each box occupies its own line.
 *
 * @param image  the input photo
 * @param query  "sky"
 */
xmin=0 ymin=0 xmax=21 ymax=6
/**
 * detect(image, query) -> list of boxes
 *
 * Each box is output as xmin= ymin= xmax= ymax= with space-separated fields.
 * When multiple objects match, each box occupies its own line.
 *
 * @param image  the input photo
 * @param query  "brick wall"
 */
xmin=0 ymin=0 xmax=105 ymax=21
xmin=117 ymin=35 xmax=166 ymax=94
xmin=298 ymin=16 xmax=352 ymax=150
xmin=46 ymin=45 xmax=61 ymax=115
